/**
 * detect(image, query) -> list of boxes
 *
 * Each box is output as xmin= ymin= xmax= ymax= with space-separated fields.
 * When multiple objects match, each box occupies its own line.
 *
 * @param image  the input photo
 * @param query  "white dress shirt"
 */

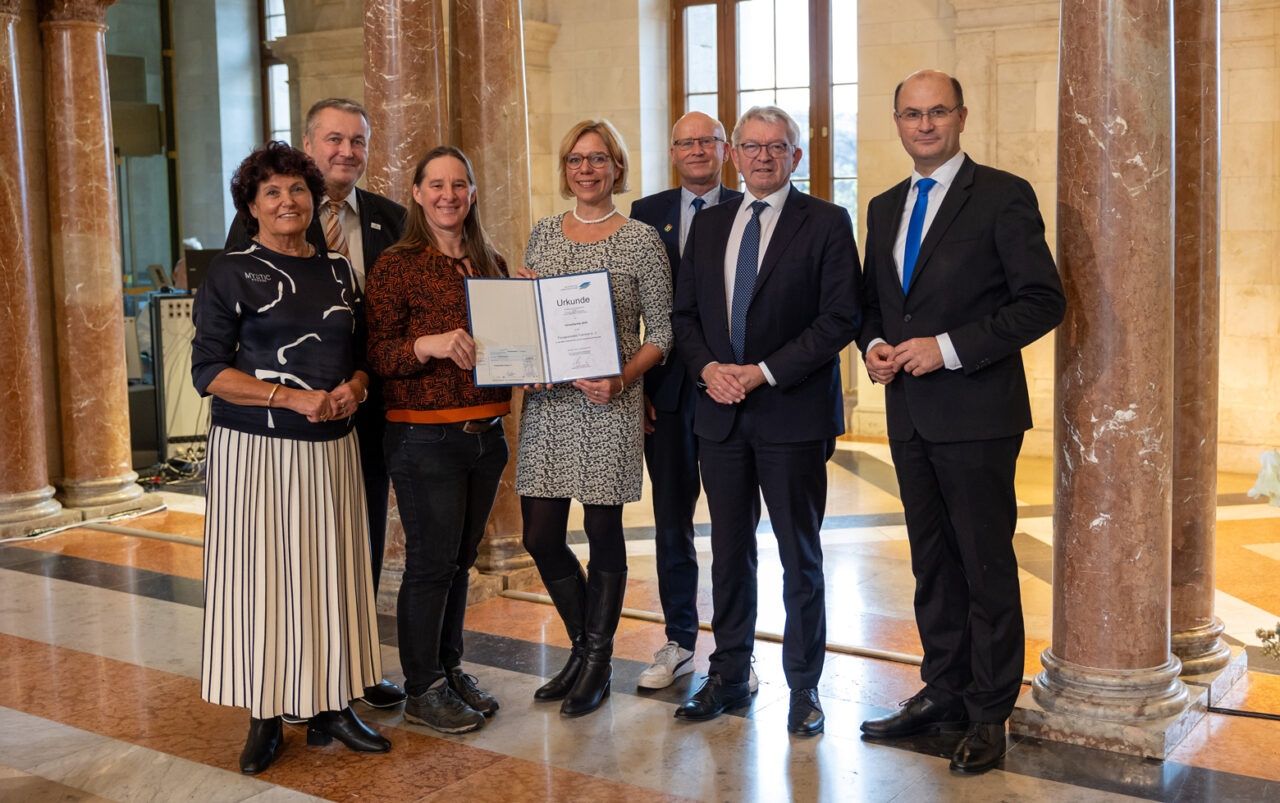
xmin=721 ymin=183 xmax=792 ymax=385
xmin=878 ymin=150 xmax=967 ymax=370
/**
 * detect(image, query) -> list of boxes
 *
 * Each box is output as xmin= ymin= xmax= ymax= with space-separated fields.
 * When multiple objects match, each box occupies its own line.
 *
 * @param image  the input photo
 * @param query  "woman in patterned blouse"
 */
xmin=516 ymin=119 xmax=672 ymax=718
xmin=365 ymin=146 xmax=511 ymax=735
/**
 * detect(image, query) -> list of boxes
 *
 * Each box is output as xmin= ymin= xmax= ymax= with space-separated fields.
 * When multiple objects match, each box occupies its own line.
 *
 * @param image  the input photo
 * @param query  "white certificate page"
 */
xmin=467 ymin=278 xmax=546 ymax=386
xmin=535 ymin=271 xmax=622 ymax=382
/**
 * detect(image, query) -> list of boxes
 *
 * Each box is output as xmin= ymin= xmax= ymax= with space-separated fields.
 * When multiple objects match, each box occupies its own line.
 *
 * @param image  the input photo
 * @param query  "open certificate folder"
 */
xmin=465 ymin=270 xmax=623 ymax=387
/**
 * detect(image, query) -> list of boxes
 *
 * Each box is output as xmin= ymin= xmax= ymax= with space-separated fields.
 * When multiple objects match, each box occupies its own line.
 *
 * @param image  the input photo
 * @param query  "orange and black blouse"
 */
xmin=365 ymin=246 xmax=511 ymax=423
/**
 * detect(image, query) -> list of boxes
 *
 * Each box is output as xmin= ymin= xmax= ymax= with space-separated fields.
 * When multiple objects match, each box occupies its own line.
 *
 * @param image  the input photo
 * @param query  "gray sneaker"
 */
xmin=404 ymin=680 xmax=485 ymax=734
xmin=447 ymin=668 xmax=500 ymax=717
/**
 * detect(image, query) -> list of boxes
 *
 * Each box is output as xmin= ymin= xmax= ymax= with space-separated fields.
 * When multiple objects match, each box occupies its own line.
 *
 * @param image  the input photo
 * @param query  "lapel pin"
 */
xmin=663 ymin=223 xmax=673 ymax=232
xmin=371 ymin=222 xmax=382 ymax=230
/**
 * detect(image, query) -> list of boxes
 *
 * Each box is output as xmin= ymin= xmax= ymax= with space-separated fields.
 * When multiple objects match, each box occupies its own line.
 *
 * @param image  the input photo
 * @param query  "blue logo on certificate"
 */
xmin=578 ymin=281 xmax=591 ymax=289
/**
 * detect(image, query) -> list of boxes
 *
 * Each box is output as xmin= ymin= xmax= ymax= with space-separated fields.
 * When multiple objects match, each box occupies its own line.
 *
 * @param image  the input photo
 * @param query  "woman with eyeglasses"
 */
xmin=516 ymin=119 xmax=672 ymax=717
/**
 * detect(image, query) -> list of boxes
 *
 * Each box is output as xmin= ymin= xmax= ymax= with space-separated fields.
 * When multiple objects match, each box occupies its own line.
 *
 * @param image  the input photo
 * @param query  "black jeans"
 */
xmin=385 ymin=420 xmax=508 ymax=695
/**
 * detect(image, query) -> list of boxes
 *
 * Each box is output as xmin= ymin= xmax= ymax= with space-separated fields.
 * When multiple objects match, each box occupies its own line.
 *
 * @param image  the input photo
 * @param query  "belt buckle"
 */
xmin=461 ymin=417 xmax=493 ymax=434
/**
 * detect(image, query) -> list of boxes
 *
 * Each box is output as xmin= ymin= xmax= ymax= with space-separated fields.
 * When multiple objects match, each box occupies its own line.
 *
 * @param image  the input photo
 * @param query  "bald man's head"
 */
xmin=669 ymin=111 xmax=730 ymax=194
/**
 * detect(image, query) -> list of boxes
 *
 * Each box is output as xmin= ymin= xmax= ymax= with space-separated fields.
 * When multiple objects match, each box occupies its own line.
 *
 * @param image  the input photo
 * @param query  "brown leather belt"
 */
xmin=447 ymin=416 xmax=503 ymax=434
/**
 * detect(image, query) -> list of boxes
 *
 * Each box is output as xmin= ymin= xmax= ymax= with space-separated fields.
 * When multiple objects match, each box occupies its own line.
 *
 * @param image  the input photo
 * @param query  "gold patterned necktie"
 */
xmin=324 ymin=199 xmax=350 ymax=258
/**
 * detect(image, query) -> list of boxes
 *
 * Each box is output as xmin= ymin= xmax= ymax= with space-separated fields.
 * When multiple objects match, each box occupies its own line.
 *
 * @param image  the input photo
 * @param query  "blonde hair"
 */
xmin=557 ymin=119 xmax=630 ymax=199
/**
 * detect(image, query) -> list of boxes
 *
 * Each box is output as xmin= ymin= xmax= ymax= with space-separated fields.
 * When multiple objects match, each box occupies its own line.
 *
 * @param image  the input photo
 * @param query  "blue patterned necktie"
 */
xmin=730 ymin=200 xmax=768 ymax=363
xmin=902 ymin=177 xmax=937 ymax=292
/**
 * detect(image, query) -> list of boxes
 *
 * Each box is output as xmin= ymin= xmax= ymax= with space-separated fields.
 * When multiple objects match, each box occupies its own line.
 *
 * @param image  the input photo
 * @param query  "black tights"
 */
xmin=520 ymin=496 xmax=626 ymax=579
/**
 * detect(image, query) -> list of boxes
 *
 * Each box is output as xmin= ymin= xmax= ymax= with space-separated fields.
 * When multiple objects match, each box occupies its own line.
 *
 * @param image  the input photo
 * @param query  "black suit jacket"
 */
xmin=857 ymin=156 xmax=1065 ymax=443
xmin=672 ymin=185 xmax=861 ymax=444
xmin=630 ymin=184 xmax=742 ymax=411
xmin=224 ymin=187 xmax=407 ymax=272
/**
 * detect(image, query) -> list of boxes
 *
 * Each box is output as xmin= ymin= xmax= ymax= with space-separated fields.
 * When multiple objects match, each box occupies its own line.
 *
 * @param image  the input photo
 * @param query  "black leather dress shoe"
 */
xmin=674 ymin=673 xmax=752 ymax=721
xmin=860 ymin=690 xmax=968 ymax=738
xmin=306 ymin=707 xmax=391 ymax=753
xmin=787 ymin=688 xmax=825 ymax=736
xmin=358 ymin=679 xmax=407 ymax=709
xmin=239 ymin=716 xmax=282 ymax=775
xmin=950 ymin=721 xmax=1006 ymax=773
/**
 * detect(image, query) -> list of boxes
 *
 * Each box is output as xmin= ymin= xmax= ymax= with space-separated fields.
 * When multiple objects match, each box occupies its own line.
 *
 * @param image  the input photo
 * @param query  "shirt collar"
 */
xmin=741 ymin=182 xmax=792 ymax=214
xmin=680 ymin=185 xmax=721 ymax=208
xmin=325 ymin=190 xmax=360 ymax=215
xmin=911 ymin=151 xmax=965 ymax=193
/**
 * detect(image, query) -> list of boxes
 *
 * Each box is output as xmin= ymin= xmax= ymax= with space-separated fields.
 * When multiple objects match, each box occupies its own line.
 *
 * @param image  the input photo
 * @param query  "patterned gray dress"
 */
xmin=516 ymin=214 xmax=673 ymax=505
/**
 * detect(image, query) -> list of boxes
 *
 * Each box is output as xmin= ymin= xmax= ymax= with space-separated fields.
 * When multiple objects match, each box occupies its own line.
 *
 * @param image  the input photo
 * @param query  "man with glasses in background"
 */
xmin=671 ymin=106 xmax=861 ymax=735
xmin=857 ymin=70 xmax=1064 ymax=773
xmin=629 ymin=112 xmax=743 ymax=692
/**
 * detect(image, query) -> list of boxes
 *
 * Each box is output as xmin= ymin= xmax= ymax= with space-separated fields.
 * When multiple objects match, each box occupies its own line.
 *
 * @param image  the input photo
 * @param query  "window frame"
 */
xmin=669 ymin=0 xmax=839 ymax=200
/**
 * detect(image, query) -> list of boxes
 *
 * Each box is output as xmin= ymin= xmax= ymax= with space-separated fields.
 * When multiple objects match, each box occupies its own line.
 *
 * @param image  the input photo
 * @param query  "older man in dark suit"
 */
xmin=671 ymin=105 xmax=861 ymax=735
xmin=226 ymin=98 xmax=407 ymax=710
xmin=856 ymin=70 xmax=1065 ymax=773
xmin=629 ymin=111 xmax=742 ymax=691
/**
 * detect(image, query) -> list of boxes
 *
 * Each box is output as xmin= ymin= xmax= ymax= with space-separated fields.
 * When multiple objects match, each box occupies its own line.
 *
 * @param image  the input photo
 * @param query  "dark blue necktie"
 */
xmin=682 ymin=197 xmax=704 ymax=254
xmin=902 ymin=177 xmax=937 ymax=292
xmin=730 ymin=200 xmax=768 ymax=363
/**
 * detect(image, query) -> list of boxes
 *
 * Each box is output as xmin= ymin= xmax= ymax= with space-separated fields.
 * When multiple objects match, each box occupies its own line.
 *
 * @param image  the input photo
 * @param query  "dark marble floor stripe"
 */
xmin=0 ymin=546 xmax=204 ymax=606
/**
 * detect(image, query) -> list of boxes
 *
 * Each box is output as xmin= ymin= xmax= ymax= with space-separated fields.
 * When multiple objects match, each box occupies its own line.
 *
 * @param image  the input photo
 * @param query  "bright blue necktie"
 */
xmin=730 ymin=200 xmax=768 ymax=363
xmin=902 ymin=177 xmax=937 ymax=292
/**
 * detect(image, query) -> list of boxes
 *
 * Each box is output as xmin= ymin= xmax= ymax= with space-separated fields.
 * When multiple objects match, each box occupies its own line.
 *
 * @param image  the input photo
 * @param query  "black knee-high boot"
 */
xmin=534 ymin=566 xmax=588 ymax=700
xmin=561 ymin=567 xmax=627 ymax=717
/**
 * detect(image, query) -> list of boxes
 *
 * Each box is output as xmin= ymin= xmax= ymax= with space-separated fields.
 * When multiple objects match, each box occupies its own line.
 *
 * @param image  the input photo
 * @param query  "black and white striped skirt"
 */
xmin=201 ymin=425 xmax=382 ymax=718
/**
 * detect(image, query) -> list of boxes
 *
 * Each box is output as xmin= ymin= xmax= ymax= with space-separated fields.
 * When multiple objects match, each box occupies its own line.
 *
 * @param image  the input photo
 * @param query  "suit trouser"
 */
xmin=699 ymin=407 xmax=832 ymax=689
xmin=643 ymin=379 xmax=702 ymax=650
xmin=889 ymin=431 xmax=1025 ymax=722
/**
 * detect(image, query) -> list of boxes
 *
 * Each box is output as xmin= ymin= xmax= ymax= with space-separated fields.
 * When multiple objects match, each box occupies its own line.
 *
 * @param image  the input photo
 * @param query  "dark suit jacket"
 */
xmin=857 ymin=156 xmax=1065 ymax=443
xmin=630 ymin=185 xmax=742 ymax=412
xmin=672 ymin=185 xmax=861 ymax=444
xmin=224 ymin=187 xmax=407 ymax=272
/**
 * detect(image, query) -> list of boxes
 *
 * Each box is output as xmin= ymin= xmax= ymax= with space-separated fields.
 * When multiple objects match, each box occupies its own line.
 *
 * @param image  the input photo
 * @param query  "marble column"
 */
xmin=1170 ymin=0 xmax=1230 ymax=678
xmin=363 ymin=0 xmax=448 ymax=206
xmin=0 ymin=1 xmax=73 ymax=535
xmin=40 ymin=0 xmax=143 ymax=512
xmin=452 ymin=0 xmax=535 ymax=575
xmin=1013 ymin=0 xmax=1196 ymax=758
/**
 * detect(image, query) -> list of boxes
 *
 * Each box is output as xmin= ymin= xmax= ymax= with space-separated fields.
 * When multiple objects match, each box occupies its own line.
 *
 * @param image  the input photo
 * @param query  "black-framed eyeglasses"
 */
xmin=895 ymin=105 xmax=961 ymax=125
xmin=736 ymin=141 xmax=792 ymax=158
xmin=564 ymin=152 xmax=612 ymax=169
xmin=673 ymin=136 xmax=724 ymax=151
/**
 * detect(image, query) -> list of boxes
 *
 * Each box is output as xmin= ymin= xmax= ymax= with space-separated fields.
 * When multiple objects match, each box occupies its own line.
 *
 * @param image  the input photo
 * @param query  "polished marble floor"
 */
xmin=3 ymin=440 xmax=1280 ymax=801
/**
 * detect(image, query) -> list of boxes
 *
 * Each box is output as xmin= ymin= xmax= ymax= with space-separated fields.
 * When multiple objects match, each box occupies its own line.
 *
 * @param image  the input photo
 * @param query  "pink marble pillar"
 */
xmin=40 ymin=0 xmax=143 ymax=511
xmin=364 ymin=0 xmax=448 ymax=207
xmin=1170 ymin=0 xmax=1230 ymax=677
xmin=1036 ymin=0 xmax=1189 ymax=722
xmin=0 ymin=1 xmax=67 ymax=531
xmin=452 ymin=0 xmax=535 ymax=572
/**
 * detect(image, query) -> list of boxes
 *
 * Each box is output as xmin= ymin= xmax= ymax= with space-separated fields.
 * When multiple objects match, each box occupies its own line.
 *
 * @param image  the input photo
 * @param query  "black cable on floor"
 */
xmin=1207 ymin=705 xmax=1280 ymax=721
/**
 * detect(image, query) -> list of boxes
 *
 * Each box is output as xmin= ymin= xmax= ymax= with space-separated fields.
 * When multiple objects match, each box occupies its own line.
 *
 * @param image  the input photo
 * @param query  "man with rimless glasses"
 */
xmin=671 ymin=105 xmax=861 ymax=736
xmin=629 ymin=112 xmax=743 ymax=694
xmin=857 ymin=70 xmax=1064 ymax=773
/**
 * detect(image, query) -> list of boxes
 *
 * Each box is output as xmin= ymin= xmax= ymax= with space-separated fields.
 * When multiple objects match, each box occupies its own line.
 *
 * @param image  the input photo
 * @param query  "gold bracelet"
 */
xmin=266 ymin=384 xmax=280 ymax=408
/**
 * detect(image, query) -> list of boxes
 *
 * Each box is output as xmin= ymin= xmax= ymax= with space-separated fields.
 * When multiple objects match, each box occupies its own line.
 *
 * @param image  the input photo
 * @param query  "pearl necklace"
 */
xmin=572 ymin=206 xmax=617 ymax=225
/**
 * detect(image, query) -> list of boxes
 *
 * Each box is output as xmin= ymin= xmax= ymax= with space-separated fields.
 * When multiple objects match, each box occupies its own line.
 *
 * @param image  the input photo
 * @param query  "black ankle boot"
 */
xmin=239 ymin=716 xmax=283 ymax=774
xmin=306 ymin=707 xmax=391 ymax=753
xmin=534 ymin=567 xmax=588 ymax=701
xmin=562 ymin=567 xmax=627 ymax=718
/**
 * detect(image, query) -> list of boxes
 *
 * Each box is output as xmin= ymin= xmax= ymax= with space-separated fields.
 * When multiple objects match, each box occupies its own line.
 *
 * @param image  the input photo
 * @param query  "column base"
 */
xmin=0 ymin=485 xmax=66 ymax=524
xmin=1182 ymin=647 xmax=1248 ymax=706
xmin=372 ymin=565 xmax=526 ymax=617
xmin=475 ymin=531 xmax=536 ymax=572
xmin=1031 ymin=649 xmax=1193 ymax=722
xmin=57 ymin=472 xmax=145 ymax=511
xmin=0 ymin=508 xmax=82 ymax=541
xmin=1173 ymin=618 xmax=1233 ymax=677
xmin=1010 ymin=683 xmax=1206 ymax=759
